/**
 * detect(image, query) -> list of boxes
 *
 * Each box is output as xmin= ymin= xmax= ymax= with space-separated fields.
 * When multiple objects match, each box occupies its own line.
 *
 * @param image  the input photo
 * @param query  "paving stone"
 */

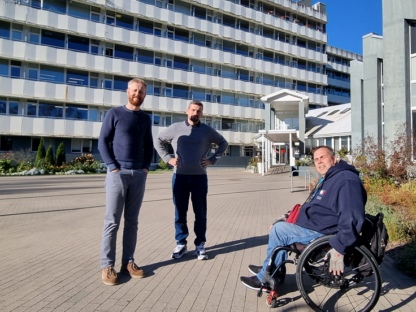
xmin=1 ymin=170 xmax=415 ymax=311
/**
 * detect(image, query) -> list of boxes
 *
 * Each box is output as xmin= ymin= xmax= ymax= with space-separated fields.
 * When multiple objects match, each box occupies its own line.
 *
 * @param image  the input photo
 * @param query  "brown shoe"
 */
xmin=102 ymin=266 xmax=118 ymax=286
xmin=120 ymin=262 xmax=145 ymax=278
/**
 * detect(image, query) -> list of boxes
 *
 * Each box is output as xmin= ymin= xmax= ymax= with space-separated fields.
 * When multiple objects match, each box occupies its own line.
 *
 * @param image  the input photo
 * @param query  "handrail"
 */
xmin=291 ymin=169 xmax=318 ymax=193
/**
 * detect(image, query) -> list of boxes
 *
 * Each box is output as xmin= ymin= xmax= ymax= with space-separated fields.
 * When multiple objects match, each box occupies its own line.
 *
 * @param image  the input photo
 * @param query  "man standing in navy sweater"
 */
xmin=98 ymin=78 xmax=153 ymax=286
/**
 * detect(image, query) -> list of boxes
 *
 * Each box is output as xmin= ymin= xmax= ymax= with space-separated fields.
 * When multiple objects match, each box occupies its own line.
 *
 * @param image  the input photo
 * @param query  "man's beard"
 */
xmin=129 ymin=96 xmax=143 ymax=107
xmin=190 ymin=115 xmax=199 ymax=123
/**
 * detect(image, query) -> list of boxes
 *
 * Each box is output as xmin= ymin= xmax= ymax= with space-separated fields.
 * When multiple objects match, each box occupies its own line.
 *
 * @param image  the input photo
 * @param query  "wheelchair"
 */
xmin=259 ymin=235 xmax=382 ymax=312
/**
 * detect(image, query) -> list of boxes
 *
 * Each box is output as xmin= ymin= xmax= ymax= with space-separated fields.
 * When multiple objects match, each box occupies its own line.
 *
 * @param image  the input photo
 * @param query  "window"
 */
xmin=65 ymin=104 xmax=88 ymax=120
xmin=11 ymin=24 xmax=23 ymax=41
xmin=154 ymin=82 xmax=161 ymax=96
xmin=29 ymin=27 xmax=40 ymax=44
xmin=71 ymin=139 xmax=92 ymax=153
xmin=89 ymin=107 xmax=98 ymax=121
xmin=0 ymin=20 xmax=10 ymax=39
xmin=66 ymin=69 xmax=88 ymax=86
xmin=316 ymin=111 xmax=327 ymax=118
xmin=115 ymin=44 xmax=134 ymax=61
xmin=106 ymin=11 xmax=116 ymax=25
xmin=172 ymin=84 xmax=188 ymax=99
xmin=411 ymin=23 xmax=416 ymax=55
xmin=223 ymin=40 xmax=235 ymax=53
xmin=8 ymin=101 xmax=19 ymax=115
xmin=28 ymin=63 xmax=38 ymax=80
xmin=10 ymin=61 xmax=21 ymax=78
xmin=40 ymin=65 xmax=64 ymax=83
xmin=113 ymin=76 xmax=130 ymax=91
xmin=153 ymin=114 xmax=160 ymax=125
xmin=27 ymin=101 xmax=37 ymax=116
xmin=0 ymin=98 xmax=6 ymax=114
xmin=90 ymin=72 xmax=99 ymax=88
xmin=39 ymin=102 xmax=63 ymax=118
xmin=105 ymin=43 xmax=114 ymax=57
xmin=116 ymin=13 xmax=134 ymax=30
xmin=175 ymin=28 xmax=189 ymax=43
xmin=138 ymin=20 xmax=153 ymax=34
xmin=68 ymin=1 xmax=90 ymax=19
xmin=0 ymin=58 xmax=7 ymax=77
xmin=43 ymin=0 xmax=66 ymax=14
xmin=327 ymin=110 xmax=340 ymax=116
xmin=191 ymin=88 xmax=205 ymax=100
xmin=41 ymin=30 xmax=65 ymax=48
xmin=325 ymin=138 xmax=332 ymax=147
xmin=91 ymin=7 xmax=101 ymax=22
xmin=341 ymin=136 xmax=348 ymax=149
xmin=173 ymin=56 xmax=189 ymax=70
xmin=31 ymin=138 xmax=40 ymax=152
xmin=91 ymin=40 xmax=100 ymax=55
xmin=68 ymin=35 xmax=89 ymax=53
xmin=340 ymin=108 xmax=351 ymax=114
xmin=104 ymin=75 xmax=112 ymax=90
xmin=0 ymin=136 xmax=13 ymax=151
xmin=137 ymin=48 xmax=154 ymax=64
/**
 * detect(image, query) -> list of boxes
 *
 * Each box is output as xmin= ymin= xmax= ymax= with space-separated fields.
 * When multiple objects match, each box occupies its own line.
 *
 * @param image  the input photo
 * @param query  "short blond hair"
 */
xmin=128 ymin=78 xmax=147 ymax=90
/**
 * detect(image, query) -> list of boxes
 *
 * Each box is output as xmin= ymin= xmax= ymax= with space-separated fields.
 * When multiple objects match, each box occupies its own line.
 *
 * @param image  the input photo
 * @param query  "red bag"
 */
xmin=286 ymin=204 xmax=301 ymax=224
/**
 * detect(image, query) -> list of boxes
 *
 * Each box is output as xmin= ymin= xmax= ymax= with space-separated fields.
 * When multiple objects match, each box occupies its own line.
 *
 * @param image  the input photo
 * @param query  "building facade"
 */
xmin=326 ymin=45 xmax=362 ymax=106
xmin=0 ymin=0 xmax=329 ymax=166
xmin=351 ymin=0 xmax=416 ymax=151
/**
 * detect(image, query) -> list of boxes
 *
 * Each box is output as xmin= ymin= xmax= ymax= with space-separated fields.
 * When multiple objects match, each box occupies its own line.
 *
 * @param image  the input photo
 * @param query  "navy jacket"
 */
xmin=296 ymin=160 xmax=366 ymax=254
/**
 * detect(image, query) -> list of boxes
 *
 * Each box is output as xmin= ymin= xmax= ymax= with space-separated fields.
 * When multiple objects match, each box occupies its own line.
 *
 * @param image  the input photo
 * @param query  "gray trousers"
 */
xmin=101 ymin=168 xmax=148 ymax=269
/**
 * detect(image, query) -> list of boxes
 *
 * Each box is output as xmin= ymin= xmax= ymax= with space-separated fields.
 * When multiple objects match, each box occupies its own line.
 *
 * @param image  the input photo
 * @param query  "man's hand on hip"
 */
xmin=142 ymin=168 xmax=149 ymax=173
xmin=201 ymin=158 xmax=212 ymax=168
xmin=111 ymin=168 xmax=120 ymax=172
xmin=324 ymin=248 xmax=344 ymax=275
xmin=168 ymin=158 xmax=180 ymax=168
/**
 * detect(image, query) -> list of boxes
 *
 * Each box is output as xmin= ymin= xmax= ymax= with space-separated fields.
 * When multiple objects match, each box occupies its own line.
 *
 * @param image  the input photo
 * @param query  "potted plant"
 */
xmin=294 ymin=19 xmax=299 ymax=23
xmin=248 ymin=157 xmax=258 ymax=173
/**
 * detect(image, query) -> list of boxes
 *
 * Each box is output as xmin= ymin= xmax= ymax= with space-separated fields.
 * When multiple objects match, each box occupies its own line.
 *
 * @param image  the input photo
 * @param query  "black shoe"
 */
xmin=248 ymin=265 xmax=262 ymax=275
xmin=240 ymin=276 xmax=269 ymax=292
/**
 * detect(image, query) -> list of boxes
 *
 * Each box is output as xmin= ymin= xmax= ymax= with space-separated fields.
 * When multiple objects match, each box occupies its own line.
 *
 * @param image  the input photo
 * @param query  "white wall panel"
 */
xmin=54 ymin=119 xmax=65 ymax=135
xmin=327 ymin=62 xmax=350 ymax=74
xmin=33 ymin=118 xmax=44 ymax=134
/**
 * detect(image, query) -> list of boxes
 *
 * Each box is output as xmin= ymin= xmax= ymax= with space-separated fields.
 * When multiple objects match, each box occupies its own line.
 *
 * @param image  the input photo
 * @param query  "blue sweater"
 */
xmin=296 ymin=160 xmax=367 ymax=254
xmin=98 ymin=106 xmax=153 ymax=171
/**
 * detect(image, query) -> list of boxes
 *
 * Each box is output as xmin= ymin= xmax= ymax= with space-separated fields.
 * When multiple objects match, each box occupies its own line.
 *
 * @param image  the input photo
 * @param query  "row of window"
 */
xmin=327 ymin=70 xmax=350 ymax=82
xmin=21 ymin=0 xmax=326 ymax=48
xmin=326 ymin=87 xmax=351 ymax=98
xmin=142 ymin=0 xmax=326 ymax=33
xmin=304 ymin=136 xmax=350 ymax=154
xmin=0 ymin=19 xmax=326 ymax=76
xmin=0 ymin=136 xmax=93 ymax=153
xmin=0 ymin=98 xmax=265 ymax=132
xmin=0 ymin=59 xmax=328 ymax=106
xmin=327 ymin=55 xmax=351 ymax=67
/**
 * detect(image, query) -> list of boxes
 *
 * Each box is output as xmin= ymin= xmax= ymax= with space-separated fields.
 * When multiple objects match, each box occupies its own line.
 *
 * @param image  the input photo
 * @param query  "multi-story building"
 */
xmin=326 ymin=45 xmax=362 ymax=106
xmin=351 ymin=0 xmax=416 ymax=152
xmin=0 ymin=0 xmax=328 ymax=166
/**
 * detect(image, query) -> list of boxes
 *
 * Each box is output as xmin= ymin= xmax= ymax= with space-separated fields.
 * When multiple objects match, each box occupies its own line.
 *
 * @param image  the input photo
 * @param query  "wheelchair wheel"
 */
xmin=296 ymin=235 xmax=381 ymax=312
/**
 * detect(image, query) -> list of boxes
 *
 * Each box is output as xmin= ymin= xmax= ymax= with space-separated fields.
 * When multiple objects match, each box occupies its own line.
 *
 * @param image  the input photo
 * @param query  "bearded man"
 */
xmin=98 ymin=78 xmax=153 ymax=285
xmin=154 ymin=100 xmax=228 ymax=261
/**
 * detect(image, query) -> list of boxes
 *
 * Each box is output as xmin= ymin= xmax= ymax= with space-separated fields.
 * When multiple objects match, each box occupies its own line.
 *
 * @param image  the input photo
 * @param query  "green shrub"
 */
xmin=55 ymin=142 xmax=66 ymax=166
xmin=365 ymin=195 xmax=409 ymax=242
xmin=158 ymin=158 xmax=169 ymax=170
xmin=35 ymin=138 xmax=46 ymax=165
xmin=0 ymin=155 xmax=13 ymax=173
xmin=45 ymin=145 xmax=55 ymax=165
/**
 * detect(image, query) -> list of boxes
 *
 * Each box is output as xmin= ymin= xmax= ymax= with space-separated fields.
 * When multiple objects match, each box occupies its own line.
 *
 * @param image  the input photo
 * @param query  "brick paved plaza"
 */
xmin=0 ymin=169 xmax=415 ymax=312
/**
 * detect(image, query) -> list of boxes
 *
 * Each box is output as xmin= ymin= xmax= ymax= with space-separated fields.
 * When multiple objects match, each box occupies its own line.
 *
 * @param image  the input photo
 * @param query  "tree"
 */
xmin=35 ymin=137 xmax=46 ymax=164
xmin=55 ymin=142 xmax=66 ymax=166
xmin=45 ymin=145 xmax=55 ymax=165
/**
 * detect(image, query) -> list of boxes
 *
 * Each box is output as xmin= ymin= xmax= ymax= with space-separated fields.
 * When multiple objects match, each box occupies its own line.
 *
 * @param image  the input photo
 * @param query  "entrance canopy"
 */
xmin=258 ymin=129 xmax=298 ymax=143
xmin=261 ymin=89 xmax=310 ymax=113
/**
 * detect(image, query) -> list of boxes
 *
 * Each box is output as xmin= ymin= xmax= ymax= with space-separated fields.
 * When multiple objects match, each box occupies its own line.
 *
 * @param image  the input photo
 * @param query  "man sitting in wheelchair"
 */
xmin=240 ymin=145 xmax=367 ymax=291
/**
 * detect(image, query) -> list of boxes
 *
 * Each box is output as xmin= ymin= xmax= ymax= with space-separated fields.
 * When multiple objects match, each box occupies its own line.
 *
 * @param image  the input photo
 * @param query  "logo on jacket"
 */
xmin=320 ymin=190 xmax=326 ymax=195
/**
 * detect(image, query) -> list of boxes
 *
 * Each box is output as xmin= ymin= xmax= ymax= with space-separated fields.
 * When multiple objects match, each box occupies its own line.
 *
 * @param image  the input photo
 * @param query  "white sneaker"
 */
xmin=195 ymin=242 xmax=208 ymax=260
xmin=171 ymin=244 xmax=188 ymax=259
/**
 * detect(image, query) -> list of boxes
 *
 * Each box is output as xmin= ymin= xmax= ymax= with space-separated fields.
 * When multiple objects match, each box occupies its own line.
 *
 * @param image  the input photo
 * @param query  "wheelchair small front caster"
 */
xmin=266 ymin=291 xmax=278 ymax=308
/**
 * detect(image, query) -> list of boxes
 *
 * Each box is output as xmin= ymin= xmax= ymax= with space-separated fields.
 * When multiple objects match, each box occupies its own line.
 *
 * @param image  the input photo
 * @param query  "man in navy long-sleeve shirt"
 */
xmin=98 ymin=78 xmax=153 ymax=286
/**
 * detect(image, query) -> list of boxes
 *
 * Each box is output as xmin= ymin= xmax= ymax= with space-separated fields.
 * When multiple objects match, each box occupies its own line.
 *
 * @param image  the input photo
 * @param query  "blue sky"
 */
xmin=313 ymin=0 xmax=383 ymax=55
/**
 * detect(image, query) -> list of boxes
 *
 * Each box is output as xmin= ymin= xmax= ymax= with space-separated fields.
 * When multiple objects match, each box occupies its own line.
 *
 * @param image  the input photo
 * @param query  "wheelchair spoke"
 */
xmin=296 ymin=236 xmax=381 ymax=312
